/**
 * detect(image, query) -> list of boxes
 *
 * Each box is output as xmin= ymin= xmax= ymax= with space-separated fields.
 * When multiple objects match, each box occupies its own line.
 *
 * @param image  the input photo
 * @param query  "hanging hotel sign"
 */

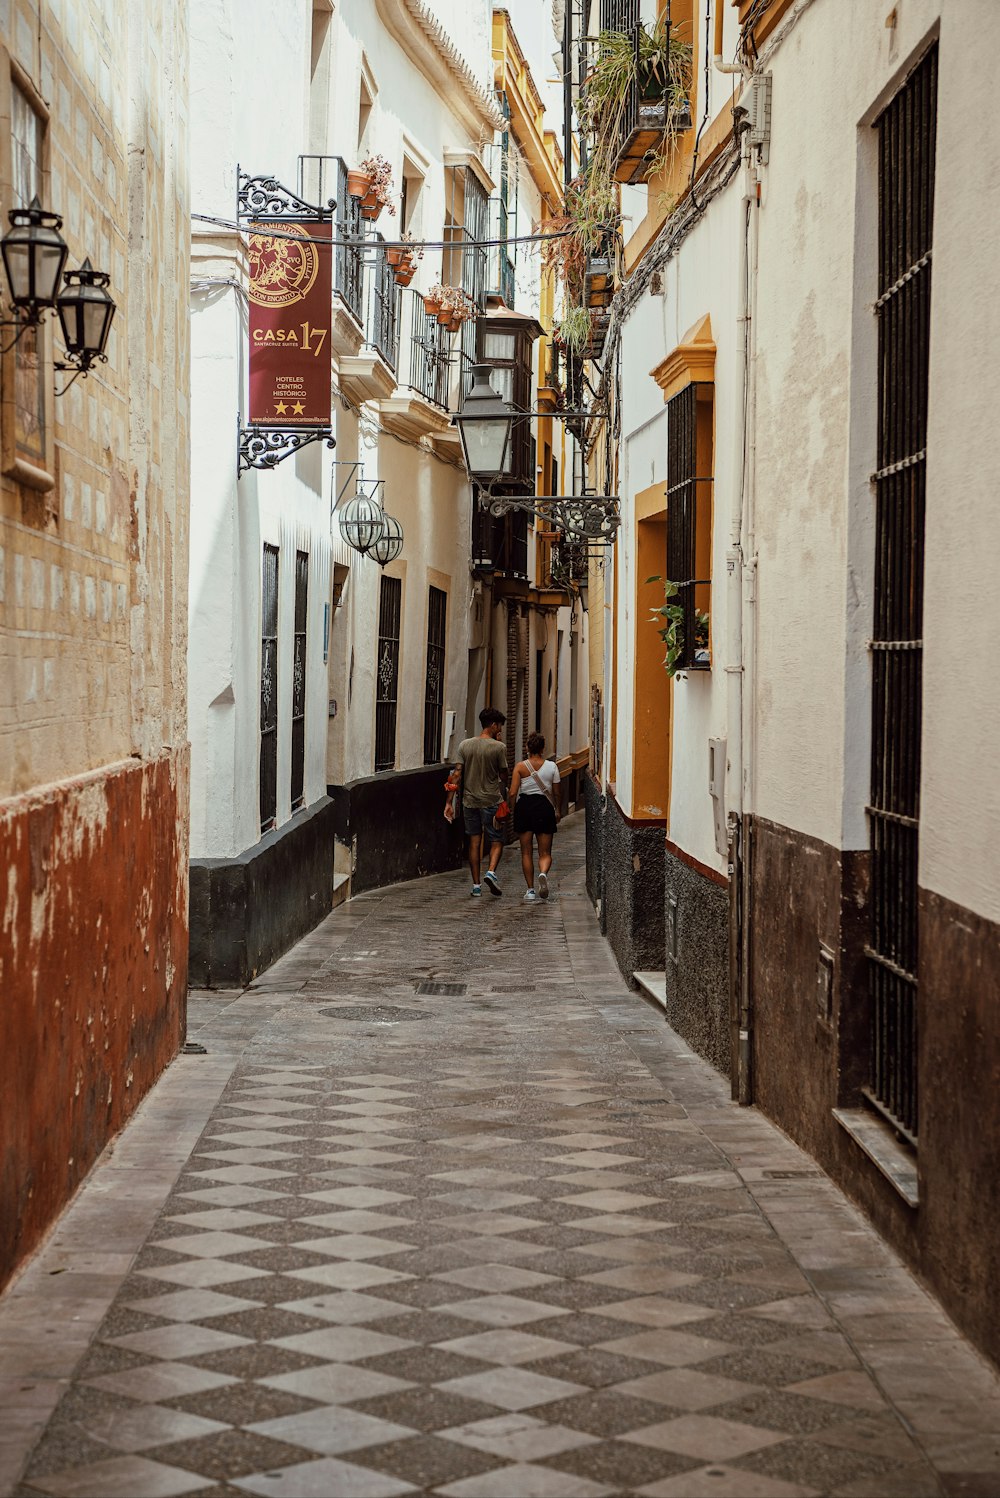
xmin=236 ymin=172 xmax=337 ymax=476
xmin=248 ymin=219 xmax=332 ymax=425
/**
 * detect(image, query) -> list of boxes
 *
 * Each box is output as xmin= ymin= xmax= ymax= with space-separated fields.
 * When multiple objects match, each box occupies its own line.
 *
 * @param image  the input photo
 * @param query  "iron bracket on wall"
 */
xmin=485 ymin=493 xmax=620 ymax=542
xmin=237 ymin=170 xmax=335 ymax=223
xmin=238 ymin=417 xmax=335 ymax=476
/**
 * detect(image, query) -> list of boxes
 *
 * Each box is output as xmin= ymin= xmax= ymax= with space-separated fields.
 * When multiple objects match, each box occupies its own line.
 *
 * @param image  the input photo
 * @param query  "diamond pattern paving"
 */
xmin=4 ymin=819 xmax=997 ymax=1495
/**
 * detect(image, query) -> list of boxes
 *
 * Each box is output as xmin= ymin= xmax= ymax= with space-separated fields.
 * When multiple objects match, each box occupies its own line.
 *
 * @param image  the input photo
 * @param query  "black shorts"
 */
xmin=514 ymin=795 xmax=557 ymax=836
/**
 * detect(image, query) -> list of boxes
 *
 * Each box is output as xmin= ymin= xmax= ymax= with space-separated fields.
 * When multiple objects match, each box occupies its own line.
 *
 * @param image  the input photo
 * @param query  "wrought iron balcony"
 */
xmin=365 ymin=234 xmax=400 ymax=372
xmin=611 ymin=24 xmax=691 ymax=186
xmin=406 ymin=291 xmax=450 ymax=410
xmin=472 ymin=497 xmax=529 ymax=582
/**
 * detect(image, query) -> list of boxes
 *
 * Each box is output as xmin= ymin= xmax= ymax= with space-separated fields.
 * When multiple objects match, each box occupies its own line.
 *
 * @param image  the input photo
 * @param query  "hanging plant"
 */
xmin=557 ymin=305 xmax=597 ymax=356
xmin=648 ymin=575 xmax=709 ymax=676
xmin=579 ymin=16 xmax=693 ymax=169
xmin=346 ymin=166 xmax=372 ymax=199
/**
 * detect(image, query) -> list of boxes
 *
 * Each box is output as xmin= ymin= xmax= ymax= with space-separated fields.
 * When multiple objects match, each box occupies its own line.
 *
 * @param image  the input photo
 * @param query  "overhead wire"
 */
xmin=191 ymin=211 xmax=580 ymax=254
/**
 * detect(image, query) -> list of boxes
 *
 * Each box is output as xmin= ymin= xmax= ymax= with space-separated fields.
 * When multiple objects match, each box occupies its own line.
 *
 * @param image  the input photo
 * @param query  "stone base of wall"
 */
xmin=663 ymin=844 xmax=731 ymax=1077
xmin=751 ymin=813 xmax=1000 ymax=1369
xmin=584 ymin=772 xmax=605 ymax=911
xmin=189 ymin=796 xmax=338 ymax=990
xmin=328 ymin=763 xmax=465 ymax=897
xmin=595 ymin=791 xmax=666 ymax=978
xmin=0 ymin=749 xmax=189 ymax=1293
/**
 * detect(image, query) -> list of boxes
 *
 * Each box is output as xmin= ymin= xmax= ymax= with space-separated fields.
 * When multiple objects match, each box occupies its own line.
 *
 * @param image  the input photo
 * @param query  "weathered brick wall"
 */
xmin=0 ymin=0 xmax=190 ymax=1289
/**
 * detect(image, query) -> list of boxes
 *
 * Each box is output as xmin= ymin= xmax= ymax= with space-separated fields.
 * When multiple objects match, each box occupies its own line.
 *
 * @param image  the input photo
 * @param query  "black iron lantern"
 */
xmin=339 ymin=491 xmax=386 ymax=556
xmin=56 ymin=259 xmax=116 ymax=370
xmin=453 ymin=364 xmax=513 ymax=480
xmin=1 ymin=197 xmax=68 ymax=320
xmin=369 ymin=512 xmax=403 ymax=568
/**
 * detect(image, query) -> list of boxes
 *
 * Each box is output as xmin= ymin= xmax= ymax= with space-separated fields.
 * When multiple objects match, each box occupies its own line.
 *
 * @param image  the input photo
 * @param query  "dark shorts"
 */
xmin=463 ymin=803 xmax=501 ymax=840
xmin=514 ymin=796 xmax=557 ymax=836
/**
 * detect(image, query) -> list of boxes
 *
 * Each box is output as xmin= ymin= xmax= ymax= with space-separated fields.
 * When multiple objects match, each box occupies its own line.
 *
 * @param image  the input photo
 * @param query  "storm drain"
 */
xmin=414 ymin=981 xmax=467 ymax=996
xmin=318 ymin=1005 xmax=429 ymax=1023
xmin=490 ymin=984 xmax=537 ymax=994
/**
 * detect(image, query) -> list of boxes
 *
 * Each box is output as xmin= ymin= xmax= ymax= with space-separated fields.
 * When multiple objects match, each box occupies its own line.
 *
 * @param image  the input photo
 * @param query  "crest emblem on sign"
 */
xmin=248 ymin=224 xmax=320 ymax=308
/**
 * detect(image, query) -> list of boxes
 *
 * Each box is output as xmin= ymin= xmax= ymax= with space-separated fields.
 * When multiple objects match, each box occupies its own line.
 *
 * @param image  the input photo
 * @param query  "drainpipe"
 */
xmin=727 ymin=104 xmax=760 ymax=1105
xmin=713 ymin=0 xmax=744 ymax=76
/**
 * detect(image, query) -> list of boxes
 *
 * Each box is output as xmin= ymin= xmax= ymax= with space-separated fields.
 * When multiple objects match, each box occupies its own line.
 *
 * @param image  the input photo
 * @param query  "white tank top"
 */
xmin=518 ymin=758 xmax=561 ymax=797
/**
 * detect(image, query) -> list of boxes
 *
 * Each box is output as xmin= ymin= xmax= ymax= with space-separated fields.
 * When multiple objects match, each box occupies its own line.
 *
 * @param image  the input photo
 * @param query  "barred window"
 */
xmin=259 ymin=544 xmax=279 ymax=832
xmin=375 ymin=575 xmax=402 ymax=772
xmin=423 ymin=587 xmax=447 ymax=764
xmin=865 ymin=45 xmax=937 ymax=1147
xmin=665 ymin=382 xmax=713 ymax=669
xmin=291 ymin=551 xmax=308 ymax=810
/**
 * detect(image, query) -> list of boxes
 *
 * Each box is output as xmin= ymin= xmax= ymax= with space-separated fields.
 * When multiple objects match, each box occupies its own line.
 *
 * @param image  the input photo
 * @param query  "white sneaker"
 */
xmin=523 ymin=888 xmax=538 ymax=902
xmin=537 ymin=872 xmax=549 ymax=900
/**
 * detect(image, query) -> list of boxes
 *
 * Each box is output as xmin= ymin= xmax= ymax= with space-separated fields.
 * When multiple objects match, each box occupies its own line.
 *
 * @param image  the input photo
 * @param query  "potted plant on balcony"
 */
xmin=347 ymin=164 xmax=372 ymax=199
xmin=556 ymin=305 xmax=597 ymax=357
xmin=358 ymin=153 xmax=396 ymax=221
xmin=423 ymin=283 xmax=446 ymax=317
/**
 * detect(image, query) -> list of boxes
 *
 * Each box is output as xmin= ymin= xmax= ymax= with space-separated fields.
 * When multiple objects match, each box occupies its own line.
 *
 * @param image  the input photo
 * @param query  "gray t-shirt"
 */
xmin=458 ymin=736 xmax=508 ymax=809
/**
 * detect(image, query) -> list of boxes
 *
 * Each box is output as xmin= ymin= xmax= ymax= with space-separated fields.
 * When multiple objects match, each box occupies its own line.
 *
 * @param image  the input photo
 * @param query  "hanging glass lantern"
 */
xmin=1 ymin=197 xmax=68 ymax=320
xmin=56 ymin=259 xmax=116 ymax=369
xmin=339 ymin=491 xmax=386 ymax=555
xmin=369 ymin=512 xmax=403 ymax=568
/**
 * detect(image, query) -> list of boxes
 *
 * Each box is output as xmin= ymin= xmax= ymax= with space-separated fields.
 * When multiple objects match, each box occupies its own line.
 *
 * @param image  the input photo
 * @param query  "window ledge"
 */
xmin=833 ymin=1107 xmax=919 ymax=1208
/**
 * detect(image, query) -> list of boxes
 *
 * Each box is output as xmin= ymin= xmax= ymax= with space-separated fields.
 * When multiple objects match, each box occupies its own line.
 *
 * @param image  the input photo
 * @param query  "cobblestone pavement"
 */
xmin=3 ymin=817 xmax=1000 ymax=1498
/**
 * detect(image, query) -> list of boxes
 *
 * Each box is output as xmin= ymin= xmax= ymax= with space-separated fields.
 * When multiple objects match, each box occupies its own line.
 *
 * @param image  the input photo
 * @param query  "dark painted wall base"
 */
xmin=663 ymin=847 xmax=731 ymax=1077
xmin=189 ymin=796 xmax=338 ymax=990
xmin=585 ymin=782 xmax=666 ymax=978
xmin=751 ymin=813 xmax=1000 ymax=1370
xmin=328 ymin=763 xmax=464 ymax=896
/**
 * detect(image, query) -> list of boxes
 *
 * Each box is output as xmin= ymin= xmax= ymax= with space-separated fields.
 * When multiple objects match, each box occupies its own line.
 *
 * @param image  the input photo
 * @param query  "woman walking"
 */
xmin=509 ymin=732 xmax=561 ymax=903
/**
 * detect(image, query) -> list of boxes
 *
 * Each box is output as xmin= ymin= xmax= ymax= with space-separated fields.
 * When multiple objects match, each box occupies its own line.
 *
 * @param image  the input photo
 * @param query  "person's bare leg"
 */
xmin=469 ymin=833 xmax=483 ymax=885
xmin=537 ymin=833 xmax=553 ymax=875
xmin=519 ymin=831 xmax=535 ymax=889
xmin=487 ymin=830 xmax=504 ymax=874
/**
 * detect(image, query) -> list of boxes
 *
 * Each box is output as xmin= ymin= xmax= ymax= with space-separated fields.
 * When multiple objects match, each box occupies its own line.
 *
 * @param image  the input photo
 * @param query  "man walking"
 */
xmin=444 ymin=708 xmax=508 ymax=897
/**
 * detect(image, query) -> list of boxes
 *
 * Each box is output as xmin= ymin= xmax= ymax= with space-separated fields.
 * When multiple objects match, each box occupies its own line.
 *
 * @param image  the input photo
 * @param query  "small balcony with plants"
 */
xmin=583 ymin=16 xmax=693 ymax=187
xmin=379 ymin=283 xmax=476 ymax=443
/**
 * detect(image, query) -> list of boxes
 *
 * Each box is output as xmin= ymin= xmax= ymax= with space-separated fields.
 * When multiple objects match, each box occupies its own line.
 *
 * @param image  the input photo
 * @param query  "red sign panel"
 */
xmin=248 ymin=220 xmax=332 ymax=426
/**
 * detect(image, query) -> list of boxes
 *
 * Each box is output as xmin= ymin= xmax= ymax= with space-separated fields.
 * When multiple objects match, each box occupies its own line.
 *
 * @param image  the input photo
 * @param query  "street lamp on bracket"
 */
xmin=452 ymin=365 xmax=620 ymax=543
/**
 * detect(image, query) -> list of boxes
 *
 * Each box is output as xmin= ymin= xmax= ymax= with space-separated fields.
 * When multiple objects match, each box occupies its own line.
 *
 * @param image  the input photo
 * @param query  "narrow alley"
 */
xmin=3 ymin=819 xmax=998 ymax=1498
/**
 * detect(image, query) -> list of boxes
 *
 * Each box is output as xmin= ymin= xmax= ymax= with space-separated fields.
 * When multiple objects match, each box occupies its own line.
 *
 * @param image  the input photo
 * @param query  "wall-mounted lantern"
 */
xmin=0 ymin=197 xmax=116 ymax=391
xmin=339 ymin=488 xmax=386 ymax=556
xmin=369 ymin=512 xmax=403 ymax=568
xmin=453 ymin=364 xmax=513 ymax=480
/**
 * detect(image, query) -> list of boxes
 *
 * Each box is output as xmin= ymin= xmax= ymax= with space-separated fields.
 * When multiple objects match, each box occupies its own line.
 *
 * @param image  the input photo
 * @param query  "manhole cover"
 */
xmin=318 ymin=1005 xmax=428 ymax=1023
xmin=490 ymin=984 xmax=536 ymax=994
xmin=414 ymin=981 xmax=467 ymax=996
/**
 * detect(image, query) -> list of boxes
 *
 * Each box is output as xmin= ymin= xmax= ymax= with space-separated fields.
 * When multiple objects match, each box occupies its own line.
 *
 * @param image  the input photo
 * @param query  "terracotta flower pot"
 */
xmin=361 ymin=191 xmax=382 ymax=221
xmin=423 ymin=295 xmax=442 ymax=315
xmin=347 ymin=169 xmax=372 ymax=199
xmin=436 ymin=309 xmax=453 ymax=326
xmin=386 ymin=247 xmax=404 ymax=267
xmin=395 ymin=268 xmax=415 ymax=286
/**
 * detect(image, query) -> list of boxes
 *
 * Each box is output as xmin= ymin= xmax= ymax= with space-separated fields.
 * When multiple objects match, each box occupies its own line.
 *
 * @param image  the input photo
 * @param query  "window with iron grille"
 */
xmin=408 ymin=290 xmax=449 ymax=409
xmin=375 ymin=575 xmax=402 ymax=772
xmin=423 ymin=587 xmax=447 ymax=764
xmin=665 ymin=382 xmax=713 ymax=669
xmin=477 ymin=323 xmax=534 ymax=484
xmin=291 ymin=551 xmax=308 ymax=810
xmin=865 ymin=46 xmax=936 ymax=1147
xmin=259 ymin=544 xmax=279 ymax=832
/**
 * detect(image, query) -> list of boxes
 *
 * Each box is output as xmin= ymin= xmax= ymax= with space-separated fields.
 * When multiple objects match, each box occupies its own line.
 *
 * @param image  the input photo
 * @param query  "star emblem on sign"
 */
xmin=291 ymin=401 xmax=305 ymax=415
xmin=274 ymin=401 xmax=288 ymax=415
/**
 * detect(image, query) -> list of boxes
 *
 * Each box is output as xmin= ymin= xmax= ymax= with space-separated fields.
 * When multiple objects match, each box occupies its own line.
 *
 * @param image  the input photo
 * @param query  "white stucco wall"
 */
xmin=613 ymin=185 xmax=742 ymax=875
xmin=750 ymin=0 xmax=1000 ymax=927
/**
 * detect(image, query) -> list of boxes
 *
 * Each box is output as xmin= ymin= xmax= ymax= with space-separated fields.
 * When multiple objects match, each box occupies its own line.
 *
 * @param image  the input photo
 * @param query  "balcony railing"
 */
xmin=366 ymin=234 xmax=400 ymax=372
xmin=612 ymin=25 xmax=687 ymax=185
xmin=297 ymin=155 xmax=365 ymax=325
xmin=487 ymin=196 xmax=516 ymax=308
xmin=405 ymin=291 xmax=450 ymax=410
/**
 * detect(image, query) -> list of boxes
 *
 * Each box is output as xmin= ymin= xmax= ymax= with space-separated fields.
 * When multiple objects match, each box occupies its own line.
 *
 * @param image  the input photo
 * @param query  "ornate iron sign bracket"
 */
xmin=238 ymin=418 xmax=335 ymax=476
xmin=484 ymin=492 xmax=620 ymax=543
xmin=237 ymin=170 xmax=335 ymax=223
